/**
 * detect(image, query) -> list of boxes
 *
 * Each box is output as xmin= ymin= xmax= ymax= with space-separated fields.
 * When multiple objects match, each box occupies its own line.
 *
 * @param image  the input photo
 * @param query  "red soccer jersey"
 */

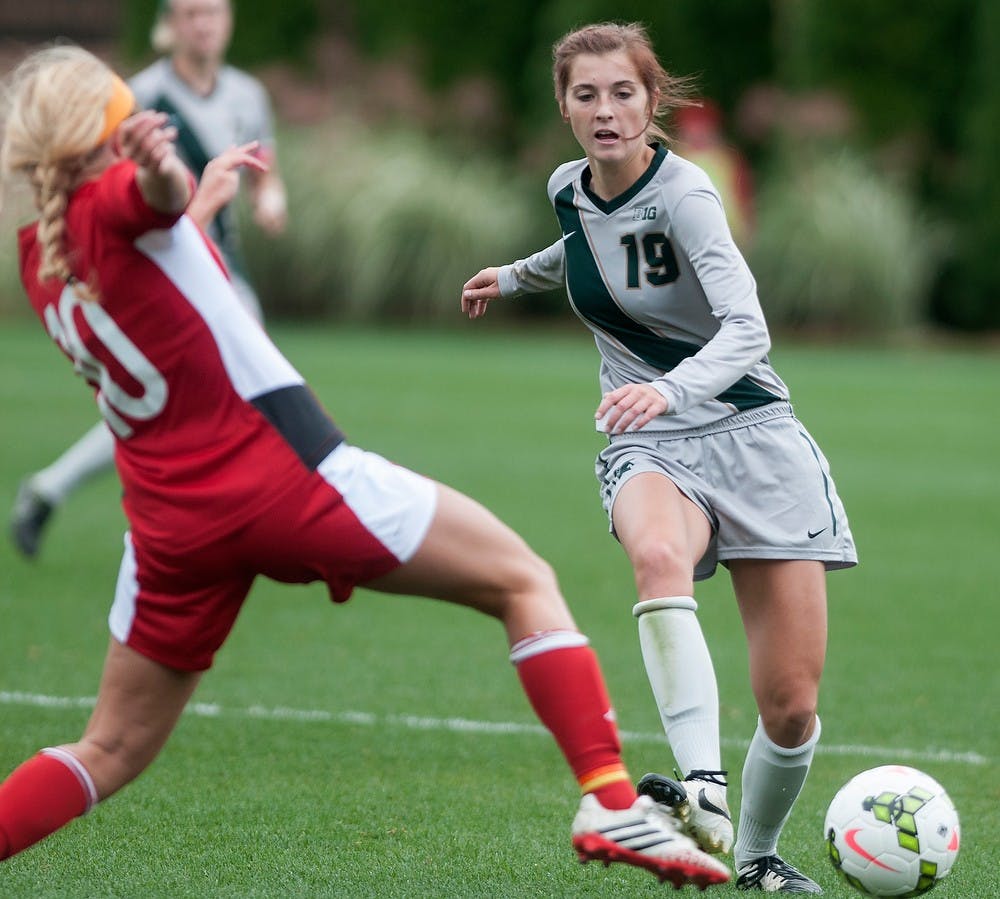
xmin=18 ymin=160 xmax=343 ymax=554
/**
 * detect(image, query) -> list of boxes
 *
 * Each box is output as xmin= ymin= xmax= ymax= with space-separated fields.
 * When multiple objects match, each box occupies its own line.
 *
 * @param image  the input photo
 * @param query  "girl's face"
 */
xmin=560 ymin=50 xmax=655 ymax=168
xmin=170 ymin=0 xmax=233 ymax=65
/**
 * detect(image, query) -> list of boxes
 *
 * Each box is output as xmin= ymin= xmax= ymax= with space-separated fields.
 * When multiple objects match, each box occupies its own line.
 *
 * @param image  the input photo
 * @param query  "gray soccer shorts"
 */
xmin=595 ymin=401 xmax=858 ymax=580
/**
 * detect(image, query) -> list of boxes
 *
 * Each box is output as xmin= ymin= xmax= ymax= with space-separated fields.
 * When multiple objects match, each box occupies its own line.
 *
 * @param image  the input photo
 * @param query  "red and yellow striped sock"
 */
xmin=511 ymin=630 xmax=637 ymax=810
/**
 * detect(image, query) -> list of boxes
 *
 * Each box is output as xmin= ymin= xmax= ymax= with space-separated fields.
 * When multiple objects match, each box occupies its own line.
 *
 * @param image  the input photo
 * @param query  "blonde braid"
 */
xmin=35 ymin=161 xmax=74 ymax=284
xmin=1 ymin=45 xmax=116 ymax=298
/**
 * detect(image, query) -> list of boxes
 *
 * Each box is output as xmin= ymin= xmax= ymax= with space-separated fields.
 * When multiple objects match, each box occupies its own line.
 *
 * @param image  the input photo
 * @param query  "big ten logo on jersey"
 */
xmin=44 ymin=281 xmax=167 ymax=438
xmin=632 ymin=205 xmax=658 ymax=221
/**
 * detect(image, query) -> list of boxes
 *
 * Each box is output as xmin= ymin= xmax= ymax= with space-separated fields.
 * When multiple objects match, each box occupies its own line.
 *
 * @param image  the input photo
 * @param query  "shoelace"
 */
xmin=682 ymin=768 xmax=729 ymax=788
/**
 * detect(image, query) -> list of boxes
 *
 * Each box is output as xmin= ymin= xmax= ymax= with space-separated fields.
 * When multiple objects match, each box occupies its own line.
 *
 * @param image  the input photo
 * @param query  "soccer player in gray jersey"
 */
xmin=131 ymin=0 xmax=287 ymax=318
xmin=462 ymin=22 xmax=857 ymax=894
xmin=9 ymin=0 xmax=288 ymax=559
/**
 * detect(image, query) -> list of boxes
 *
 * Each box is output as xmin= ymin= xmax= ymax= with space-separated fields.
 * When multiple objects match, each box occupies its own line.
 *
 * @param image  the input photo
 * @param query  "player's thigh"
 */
xmin=364 ymin=482 xmax=570 ymax=626
xmin=613 ymin=472 xmax=712 ymax=583
xmin=731 ymin=558 xmax=827 ymax=711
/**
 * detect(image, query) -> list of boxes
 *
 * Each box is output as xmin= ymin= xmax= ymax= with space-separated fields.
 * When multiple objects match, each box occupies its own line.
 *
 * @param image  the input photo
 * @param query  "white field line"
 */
xmin=0 ymin=690 xmax=987 ymax=767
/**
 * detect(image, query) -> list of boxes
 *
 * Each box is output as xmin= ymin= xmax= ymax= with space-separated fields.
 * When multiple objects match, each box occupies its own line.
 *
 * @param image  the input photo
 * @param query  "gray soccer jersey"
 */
xmin=497 ymin=145 xmax=790 ymax=432
xmin=129 ymin=58 xmax=277 ymax=274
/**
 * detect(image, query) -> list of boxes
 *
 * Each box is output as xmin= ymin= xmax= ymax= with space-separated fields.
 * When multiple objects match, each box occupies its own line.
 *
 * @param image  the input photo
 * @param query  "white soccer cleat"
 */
xmin=572 ymin=793 xmax=731 ymax=889
xmin=637 ymin=770 xmax=735 ymax=855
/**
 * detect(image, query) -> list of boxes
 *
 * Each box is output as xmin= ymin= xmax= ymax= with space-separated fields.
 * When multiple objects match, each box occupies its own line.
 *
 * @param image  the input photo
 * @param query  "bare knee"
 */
xmin=489 ymin=548 xmax=575 ymax=637
xmin=503 ymin=550 xmax=563 ymax=610
xmin=759 ymin=692 xmax=818 ymax=748
xmin=628 ymin=536 xmax=692 ymax=596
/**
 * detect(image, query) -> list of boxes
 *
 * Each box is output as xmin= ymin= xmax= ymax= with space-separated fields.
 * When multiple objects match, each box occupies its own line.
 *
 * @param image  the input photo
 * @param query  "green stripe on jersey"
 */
xmin=151 ymin=94 xmax=244 ymax=277
xmin=554 ymin=182 xmax=777 ymax=411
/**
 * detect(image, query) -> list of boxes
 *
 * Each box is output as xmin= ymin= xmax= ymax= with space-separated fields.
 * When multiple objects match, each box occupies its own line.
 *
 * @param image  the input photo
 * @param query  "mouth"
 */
xmin=594 ymin=129 xmax=619 ymax=143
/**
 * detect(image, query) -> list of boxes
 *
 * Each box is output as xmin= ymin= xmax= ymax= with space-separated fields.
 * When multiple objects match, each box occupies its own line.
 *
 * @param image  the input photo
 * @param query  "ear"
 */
xmin=648 ymin=88 xmax=661 ymax=120
xmin=558 ymin=99 xmax=570 ymax=122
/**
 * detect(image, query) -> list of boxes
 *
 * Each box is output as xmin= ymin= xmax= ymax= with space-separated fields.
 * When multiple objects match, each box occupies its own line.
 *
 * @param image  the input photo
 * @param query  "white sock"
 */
xmin=734 ymin=715 xmax=822 ymax=867
xmin=32 ymin=421 xmax=115 ymax=504
xmin=633 ymin=596 xmax=722 ymax=776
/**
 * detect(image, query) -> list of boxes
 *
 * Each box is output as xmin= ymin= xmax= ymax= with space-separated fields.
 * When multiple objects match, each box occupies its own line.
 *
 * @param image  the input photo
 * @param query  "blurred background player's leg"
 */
xmin=11 ymin=421 xmax=115 ymax=558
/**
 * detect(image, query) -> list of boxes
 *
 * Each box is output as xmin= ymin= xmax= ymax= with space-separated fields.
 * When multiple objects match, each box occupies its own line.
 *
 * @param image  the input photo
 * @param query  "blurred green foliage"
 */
xmin=749 ymin=149 xmax=948 ymax=333
xmin=239 ymin=120 xmax=561 ymax=323
xmin=121 ymin=0 xmax=320 ymax=69
xmin=937 ymin=0 xmax=1000 ymax=330
xmin=45 ymin=0 xmax=1000 ymax=331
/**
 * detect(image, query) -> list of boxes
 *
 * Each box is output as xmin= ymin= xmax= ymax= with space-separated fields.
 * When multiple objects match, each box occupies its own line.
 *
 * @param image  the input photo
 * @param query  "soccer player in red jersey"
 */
xmin=0 ymin=45 xmax=728 ymax=888
xmin=9 ymin=0 xmax=288 ymax=560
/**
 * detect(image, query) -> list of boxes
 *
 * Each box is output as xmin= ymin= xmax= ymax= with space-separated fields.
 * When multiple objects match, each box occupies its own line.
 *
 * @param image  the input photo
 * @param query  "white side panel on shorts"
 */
xmin=108 ymin=532 xmax=139 ymax=644
xmin=316 ymin=443 xmax=437 ymax=563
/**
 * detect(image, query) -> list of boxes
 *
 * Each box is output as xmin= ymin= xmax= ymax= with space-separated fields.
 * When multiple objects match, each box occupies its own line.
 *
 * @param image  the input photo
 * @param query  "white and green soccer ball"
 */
xmin=825 ymin=765 xmax=960 ymax=897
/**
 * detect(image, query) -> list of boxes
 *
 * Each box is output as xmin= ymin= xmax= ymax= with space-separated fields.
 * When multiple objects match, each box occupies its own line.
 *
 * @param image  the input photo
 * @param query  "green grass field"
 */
xmin=0 ymin=319 xmax=997 ymax=897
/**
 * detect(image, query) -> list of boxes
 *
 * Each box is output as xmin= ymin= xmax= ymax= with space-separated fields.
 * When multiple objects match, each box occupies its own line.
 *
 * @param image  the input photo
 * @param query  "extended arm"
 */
xmin=461 ymin=239 xmax=566 ymax=319
xmin=117 ymin=111 xmax=192 ymax=214
xmin=187 ymin=142 xmax=268 ymax=231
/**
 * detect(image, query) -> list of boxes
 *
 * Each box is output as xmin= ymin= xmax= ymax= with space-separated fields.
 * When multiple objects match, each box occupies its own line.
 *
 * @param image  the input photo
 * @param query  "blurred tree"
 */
xmin=795 ymin=0 xmax=971 ymax=148
xmin=934 ymin=0 xmax=1000 ymax=329
xmin=114 ymin=0 xmax=993 ymax=332
xmin=122 ymin=0 xmax=320 ymax=67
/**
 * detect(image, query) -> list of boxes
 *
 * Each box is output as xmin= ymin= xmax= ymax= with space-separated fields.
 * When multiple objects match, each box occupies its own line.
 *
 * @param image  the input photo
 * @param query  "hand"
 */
xmin=117 ymin=110 xmax=190 ymax=213
xmin=595 ymin=382 xmax=668 ymax=434
xmin=188 ymin=142 xmax=268 ymax=229
xmin=461 ymin=267 xmax=501 ymax=319
xmin=116 ymin=110 xmax=181 ymax=176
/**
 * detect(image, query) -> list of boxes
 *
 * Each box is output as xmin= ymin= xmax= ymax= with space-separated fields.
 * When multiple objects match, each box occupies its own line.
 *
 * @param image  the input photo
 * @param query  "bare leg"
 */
xmin=614 ymin=474 xmax=722 ymax=776
xmin=366 ymin=482 xmax=635 ymax=805
xmin=65 ymin=638 xmax=202 ymax=800
xmin=0 ymin=639 xmax=200 ymax=860
xmin=364 ymin=482 xmax=573 ymax=642
xmin=612 ymin=473 xmax=732 ymax=851
xmin=731 ymin=559 xmax=826 ymax=873
xmin=614 ymin=473 xmax=712 ymax=601
xmin=730 ymin=559 xmax=826 ymax=748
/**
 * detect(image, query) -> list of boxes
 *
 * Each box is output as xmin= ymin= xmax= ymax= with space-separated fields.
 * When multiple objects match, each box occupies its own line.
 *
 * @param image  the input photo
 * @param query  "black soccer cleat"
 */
xmin=638 ymin=769 xmax=733 ymax=854
xmin=637 ymin=771 xmax=689 ymax=807
xmin=10 ymin=480 xmax=55 ymax=558
xmin=735 ymin=854 xmax=822 ymax=893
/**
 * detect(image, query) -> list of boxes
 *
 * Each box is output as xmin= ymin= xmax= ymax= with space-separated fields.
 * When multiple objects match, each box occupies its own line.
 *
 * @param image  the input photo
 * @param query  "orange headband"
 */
xmin=96 ymin=74 xmax=136 ymax=146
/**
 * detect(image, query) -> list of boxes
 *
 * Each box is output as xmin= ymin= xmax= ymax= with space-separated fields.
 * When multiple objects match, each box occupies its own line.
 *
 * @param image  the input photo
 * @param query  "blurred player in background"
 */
xmin=9 ymin=0 xmax=287 ymax=558
xmin=0 ymin=45 xmax=729 ymax=889
xmin=461 ymin=21 xmax=856 ymax=893
xmin=674 ymin=100 xmax=754 ymax=249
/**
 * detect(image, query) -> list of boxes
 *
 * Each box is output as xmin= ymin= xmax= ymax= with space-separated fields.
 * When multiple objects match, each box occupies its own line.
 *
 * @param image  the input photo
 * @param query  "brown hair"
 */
xmin=1 ymin=45 xmax=114 ymax=288
xmin=552 ymin=22 xmax=695 ymax=145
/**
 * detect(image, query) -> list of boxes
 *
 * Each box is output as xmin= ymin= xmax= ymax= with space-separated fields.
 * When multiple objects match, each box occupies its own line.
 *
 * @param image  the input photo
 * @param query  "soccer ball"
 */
xmin=824 ymin=765 xmax=960 ymax=896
